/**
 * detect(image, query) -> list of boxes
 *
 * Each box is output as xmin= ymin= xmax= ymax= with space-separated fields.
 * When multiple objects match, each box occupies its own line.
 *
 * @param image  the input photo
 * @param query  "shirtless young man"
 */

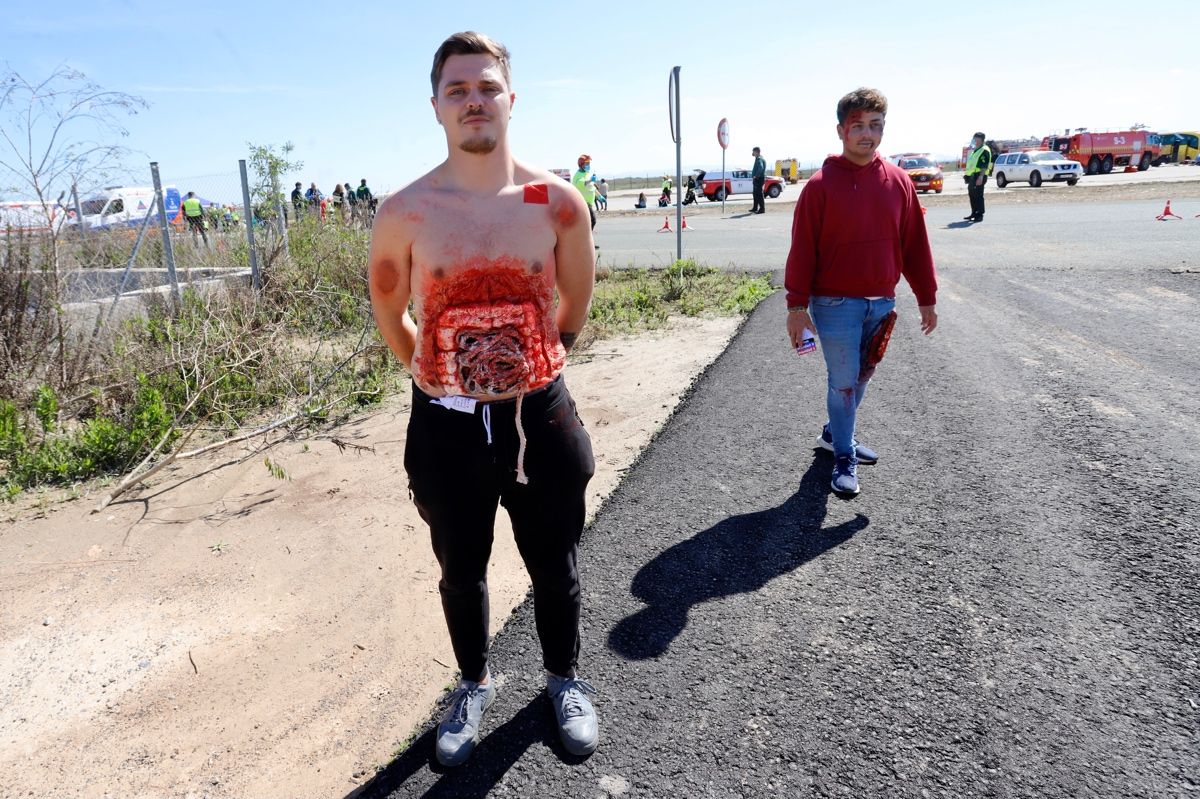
xmin=367 ymin=32 xmax=599 ymax=767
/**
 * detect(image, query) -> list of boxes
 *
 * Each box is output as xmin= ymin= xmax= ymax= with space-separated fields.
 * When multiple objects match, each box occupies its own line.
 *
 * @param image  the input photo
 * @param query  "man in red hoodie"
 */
xmin=784 ymin=87 xmax=938 ymax=496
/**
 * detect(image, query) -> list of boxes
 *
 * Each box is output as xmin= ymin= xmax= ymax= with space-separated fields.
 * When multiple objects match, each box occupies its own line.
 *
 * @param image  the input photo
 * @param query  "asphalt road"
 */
xmin=355 ymin=198 xmax=1200 ymax=798
xmin=605 ymin=165 xmax=1200 ymax=207
xmin=595 ymin=196 xmax=1200 ymax=271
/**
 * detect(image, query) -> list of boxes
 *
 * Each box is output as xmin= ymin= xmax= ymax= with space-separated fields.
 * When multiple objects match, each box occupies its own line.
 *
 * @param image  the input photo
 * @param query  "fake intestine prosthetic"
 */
xmin=414 ymin=256 xmax=566 ymax=398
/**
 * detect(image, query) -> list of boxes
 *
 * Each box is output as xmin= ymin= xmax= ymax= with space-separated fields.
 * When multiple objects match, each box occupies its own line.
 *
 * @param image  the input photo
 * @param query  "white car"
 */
xmin=993 ymin=151 xmax=1081 ymax=188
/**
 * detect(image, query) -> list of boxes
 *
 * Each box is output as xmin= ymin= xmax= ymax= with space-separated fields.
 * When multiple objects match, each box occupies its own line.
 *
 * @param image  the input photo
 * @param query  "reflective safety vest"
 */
xmin=182 ymin=197 xmax=203 ymax=217
xmin=965 ymin=145 xmax=992 ymax=177
xmin=572 ymin=169 xmax=597 ymax=206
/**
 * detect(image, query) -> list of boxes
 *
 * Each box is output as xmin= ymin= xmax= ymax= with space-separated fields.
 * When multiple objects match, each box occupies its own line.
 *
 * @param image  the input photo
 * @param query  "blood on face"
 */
xmin=414 ymin=256 xmax=565 ymax=395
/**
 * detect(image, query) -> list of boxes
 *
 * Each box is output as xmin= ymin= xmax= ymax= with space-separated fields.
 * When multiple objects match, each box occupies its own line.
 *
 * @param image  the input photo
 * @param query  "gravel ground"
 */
xmin=354 ymin=206 xmax=1199 ymax=798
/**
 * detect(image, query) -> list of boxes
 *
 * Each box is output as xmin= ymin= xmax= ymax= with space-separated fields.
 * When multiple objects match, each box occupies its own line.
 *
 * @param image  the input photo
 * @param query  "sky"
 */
xmin=1 ymin=0 xmax=1193 ymax=199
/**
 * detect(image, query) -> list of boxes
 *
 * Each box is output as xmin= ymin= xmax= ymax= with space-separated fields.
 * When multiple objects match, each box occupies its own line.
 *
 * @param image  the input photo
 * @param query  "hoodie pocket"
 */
xmin=830 ymin=238 xmax=898 ymax=288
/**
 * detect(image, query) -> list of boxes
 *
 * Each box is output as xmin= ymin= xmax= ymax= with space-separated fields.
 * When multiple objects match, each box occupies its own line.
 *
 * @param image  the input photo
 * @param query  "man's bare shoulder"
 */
xmin=513 ymin=162 xmax=578 ymax=200
xmin=374 ymin=167 xmax=446 ymax=229
xmin=512 ymin=160 xmax=587 ymax=228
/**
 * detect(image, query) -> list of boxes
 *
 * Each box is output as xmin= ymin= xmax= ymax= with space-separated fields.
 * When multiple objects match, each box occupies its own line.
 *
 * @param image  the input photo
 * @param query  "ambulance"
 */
xmin=75 ymin=186 xmax=182 ymax=230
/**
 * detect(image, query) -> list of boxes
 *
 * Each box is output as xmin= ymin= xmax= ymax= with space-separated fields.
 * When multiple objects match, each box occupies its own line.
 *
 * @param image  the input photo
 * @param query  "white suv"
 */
xmin=993 ymin=150 xmax=1082 ymax=188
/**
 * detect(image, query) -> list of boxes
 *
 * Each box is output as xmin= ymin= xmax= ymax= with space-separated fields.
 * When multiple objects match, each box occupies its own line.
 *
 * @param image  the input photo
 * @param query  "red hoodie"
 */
xmin=784 ymin=153 xmax=937 ymax=308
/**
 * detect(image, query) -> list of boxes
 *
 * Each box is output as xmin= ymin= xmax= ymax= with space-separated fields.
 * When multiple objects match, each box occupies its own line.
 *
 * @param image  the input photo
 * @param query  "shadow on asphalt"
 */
xmin=347 ymin=692 xmax=582 ymax=799
xmin=944 ymin=220 xmax=977 ymax=229
xmin=608 ymin=455 xmax=869 ymax=660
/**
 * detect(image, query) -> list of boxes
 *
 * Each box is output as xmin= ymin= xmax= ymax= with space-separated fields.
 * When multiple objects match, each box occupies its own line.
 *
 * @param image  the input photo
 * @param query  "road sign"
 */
xmin=718 ymin=118 xmax=729 ymax=150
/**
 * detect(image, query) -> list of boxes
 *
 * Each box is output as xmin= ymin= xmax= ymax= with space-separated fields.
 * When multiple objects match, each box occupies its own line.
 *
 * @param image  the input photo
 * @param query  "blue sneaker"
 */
xmin=831 ymin=456 xmax=860 ymax=495
xmin=819 ymin=424 xmax=878 ymax=465
xmin=547 ymin=674 xmax=599 ymax=756
xmin=435 ymin=677 xmax=496 ymax=767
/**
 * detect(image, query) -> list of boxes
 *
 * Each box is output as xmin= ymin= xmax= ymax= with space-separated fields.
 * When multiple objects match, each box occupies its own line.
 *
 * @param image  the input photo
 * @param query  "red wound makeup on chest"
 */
xmin=523 ymin=183 xmax=549 ymax=204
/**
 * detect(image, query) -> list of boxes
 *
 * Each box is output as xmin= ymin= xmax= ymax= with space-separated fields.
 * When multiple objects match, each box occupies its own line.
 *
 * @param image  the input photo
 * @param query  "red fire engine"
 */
xmin=1041 ymin=130 xmax=1162 ymax=174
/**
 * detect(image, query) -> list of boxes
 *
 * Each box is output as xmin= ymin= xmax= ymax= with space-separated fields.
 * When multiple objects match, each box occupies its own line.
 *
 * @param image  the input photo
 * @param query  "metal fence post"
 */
xmin=238 ymin=159 xmax=261 ymax=290
xmin=272 ymin=172 xmax=289 ymax=260
xmin=71 ymin=183 xmax=86 ymax=245
xmin=150 ymin=162 xmax=181 ymax=304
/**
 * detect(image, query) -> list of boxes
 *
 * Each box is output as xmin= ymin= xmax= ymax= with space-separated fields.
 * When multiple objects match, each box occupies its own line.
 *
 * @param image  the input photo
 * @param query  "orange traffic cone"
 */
xmin=658 ymin=216 xmax=672 ymax=232
xmin=1156 ymin=200 xmax=1182 ymax=221
xmin=681 ymin=216 xmax=693 ymax=231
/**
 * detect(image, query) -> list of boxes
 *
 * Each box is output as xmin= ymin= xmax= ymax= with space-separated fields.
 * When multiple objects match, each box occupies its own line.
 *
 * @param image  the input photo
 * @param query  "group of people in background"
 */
xmin=289 ymin=178 xmax=375 ymax=225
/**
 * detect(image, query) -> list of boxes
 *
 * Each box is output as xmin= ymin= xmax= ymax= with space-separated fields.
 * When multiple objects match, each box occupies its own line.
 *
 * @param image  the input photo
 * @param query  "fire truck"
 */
xmin=1041 ymin=130 xmax=1162 ymax=174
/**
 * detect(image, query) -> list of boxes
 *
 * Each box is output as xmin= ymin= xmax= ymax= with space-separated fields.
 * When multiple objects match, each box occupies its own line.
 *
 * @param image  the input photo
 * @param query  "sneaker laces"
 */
xmin=444 ymin=683 xmax=485 ymax=726
xmin=552 ymin=678 xmax=598 ymax=719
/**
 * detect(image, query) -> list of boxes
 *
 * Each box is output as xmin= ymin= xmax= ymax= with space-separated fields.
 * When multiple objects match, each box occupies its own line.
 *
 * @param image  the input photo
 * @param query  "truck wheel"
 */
xmin=714 ymin=187 xmax=726 ymax=201
xmin=995 ymin=172 xmax=1008 ymax=188
xmin=1029 ymin=170 xmax=1042 ymax=188
xmin=1100 ymin=155 xmax=1113 ymax=174
xmin=706 ymin=194 xmax=717 ymax=202
xmin=1087 ymin=156 xmax=1100 ymax=175
xmin=1067 ymin=178 xmax=1078 ymax=186
xmin=1138 ymin=153 xmax=1151 ymax=171
xmin=767 ymin=184 xmax=781 ymax=198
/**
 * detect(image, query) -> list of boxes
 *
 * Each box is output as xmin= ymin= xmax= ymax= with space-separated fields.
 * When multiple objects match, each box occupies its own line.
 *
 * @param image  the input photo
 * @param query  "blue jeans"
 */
xmin=809 ymin=296 xmax=896 ymax=460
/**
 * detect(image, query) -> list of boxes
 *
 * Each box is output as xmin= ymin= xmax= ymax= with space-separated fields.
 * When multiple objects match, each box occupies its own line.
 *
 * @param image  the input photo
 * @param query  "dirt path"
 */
xmin=0 ymin=315 xmax=742 ymax=799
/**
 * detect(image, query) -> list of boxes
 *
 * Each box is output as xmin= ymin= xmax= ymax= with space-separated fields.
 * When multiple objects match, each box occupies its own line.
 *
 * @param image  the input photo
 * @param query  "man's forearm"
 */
xmin=375 ymin=312 xmax=418 ymax=370
xmin=556 ymin=299 xmax=590 ymax=349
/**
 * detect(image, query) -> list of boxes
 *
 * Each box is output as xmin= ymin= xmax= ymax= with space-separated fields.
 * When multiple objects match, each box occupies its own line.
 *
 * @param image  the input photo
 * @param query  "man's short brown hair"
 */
xmin=430 ymin=31 xmax=512 ymax=96
xmin=836 ymin=87 xmax=888 ymax=125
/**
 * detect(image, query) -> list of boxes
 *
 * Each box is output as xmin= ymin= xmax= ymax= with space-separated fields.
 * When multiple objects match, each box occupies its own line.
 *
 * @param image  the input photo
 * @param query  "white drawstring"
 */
xmin=481 ymin=403 xmax=493 ymax=445
xmin=514 ymin=389 xmax=528 ymax=485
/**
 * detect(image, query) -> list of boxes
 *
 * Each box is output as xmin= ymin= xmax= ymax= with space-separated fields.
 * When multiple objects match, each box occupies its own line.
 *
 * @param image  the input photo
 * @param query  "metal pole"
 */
xmin=268 ymin=165 xmax=289 ymax=259
xmin=71 ymin=184 xmax=86 ymax=244
xmin=673 ymin=66 xmax=682 ymax=263
xmin=721 ymin=149 xmax=726 ymax=217
xmin=150 ymin=161 xmax=180 ymax=304
xmin=238 ymin=159 xmax=261 ymax=290
xmin=104 ymin=202 xmax=157 ymax=325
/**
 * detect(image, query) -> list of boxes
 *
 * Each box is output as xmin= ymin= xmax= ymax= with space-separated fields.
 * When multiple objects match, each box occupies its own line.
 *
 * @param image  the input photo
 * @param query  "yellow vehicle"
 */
xmin=1159 ymin=132 xmax=1199 ymax=164
xmin=774 ymin=158 xmax=800 ymax=183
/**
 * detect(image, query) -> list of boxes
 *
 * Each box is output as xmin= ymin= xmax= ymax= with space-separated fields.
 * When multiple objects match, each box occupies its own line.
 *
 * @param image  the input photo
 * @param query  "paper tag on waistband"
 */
xmin=431 ymin=396 xmax=478 ymax=414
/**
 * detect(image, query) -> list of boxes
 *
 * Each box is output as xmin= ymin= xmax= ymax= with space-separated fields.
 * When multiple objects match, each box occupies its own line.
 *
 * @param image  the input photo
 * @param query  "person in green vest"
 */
xmin=355 ymin=179 xmax=374 ymax=221
xmin=964 ymin=132 xmax=992 ymax=223
xmin=661 ymin=175 xmax=672 ymax=204
xmin=182 ymin=191 xmax=208 ymax=245
xmin=571 ymin=154 xmax=598 ymax=232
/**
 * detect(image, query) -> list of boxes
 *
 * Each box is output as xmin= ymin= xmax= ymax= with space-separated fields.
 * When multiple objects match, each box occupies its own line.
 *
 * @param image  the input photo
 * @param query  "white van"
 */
xmin=76 ymin=186 xmax=182 ymax=230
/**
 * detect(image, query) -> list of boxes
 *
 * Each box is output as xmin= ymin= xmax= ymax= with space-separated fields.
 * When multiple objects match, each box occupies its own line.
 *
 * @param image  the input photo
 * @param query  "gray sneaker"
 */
xmin=547 ymin=674 xmax=599 ymax=756
xmin=435 ymin=677 xmax=496 ymax=767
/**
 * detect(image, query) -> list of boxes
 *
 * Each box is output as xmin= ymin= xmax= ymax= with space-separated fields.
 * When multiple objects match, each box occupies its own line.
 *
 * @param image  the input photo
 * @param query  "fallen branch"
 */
xmin=91 ymin=340 xmax=376 ymax=512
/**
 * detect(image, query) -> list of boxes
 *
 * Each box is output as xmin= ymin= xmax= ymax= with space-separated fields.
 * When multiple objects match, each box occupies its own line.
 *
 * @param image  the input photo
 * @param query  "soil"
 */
xmin=0 ymin=314 xmax=742 ymax=799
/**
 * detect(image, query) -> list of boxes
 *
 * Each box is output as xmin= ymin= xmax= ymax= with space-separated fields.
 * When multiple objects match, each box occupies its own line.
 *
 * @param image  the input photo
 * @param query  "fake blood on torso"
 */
xmin=411 ymin=255 xmax=566 ymax=398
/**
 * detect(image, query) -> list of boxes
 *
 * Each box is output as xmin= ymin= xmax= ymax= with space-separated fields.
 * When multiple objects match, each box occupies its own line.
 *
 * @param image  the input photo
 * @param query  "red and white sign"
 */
xmin=717 ymin=118 xmax=730 ymax=150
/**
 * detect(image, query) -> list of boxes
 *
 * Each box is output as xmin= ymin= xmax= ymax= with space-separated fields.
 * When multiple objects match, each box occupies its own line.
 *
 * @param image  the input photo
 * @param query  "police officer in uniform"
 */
xmin=964 ymin=132 xmax=992 ymax=222
xmin=751 ymin=146 xmax=767 ymax=214
xmin=182 ymin=191 xmax=208 ymax=245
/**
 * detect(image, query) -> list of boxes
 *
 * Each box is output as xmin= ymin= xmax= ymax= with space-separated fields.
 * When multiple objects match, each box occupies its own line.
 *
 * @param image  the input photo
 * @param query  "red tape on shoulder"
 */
xmin=523 ymin=183 xmax=549 ymax=204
